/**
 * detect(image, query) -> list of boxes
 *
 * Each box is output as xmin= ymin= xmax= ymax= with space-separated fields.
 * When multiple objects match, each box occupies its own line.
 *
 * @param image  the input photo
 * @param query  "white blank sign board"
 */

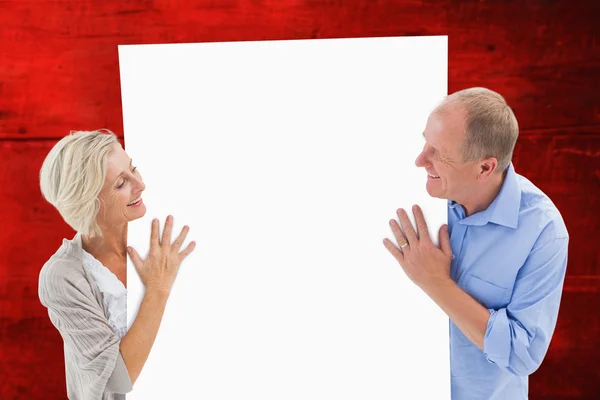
xmin=119 ymin=36 xmax=449 ymax=399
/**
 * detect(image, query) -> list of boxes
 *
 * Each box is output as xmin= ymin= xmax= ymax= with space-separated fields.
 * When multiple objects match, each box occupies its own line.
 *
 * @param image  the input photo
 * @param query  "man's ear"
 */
xmin=478 ymin=157 xmax=498 ymax=180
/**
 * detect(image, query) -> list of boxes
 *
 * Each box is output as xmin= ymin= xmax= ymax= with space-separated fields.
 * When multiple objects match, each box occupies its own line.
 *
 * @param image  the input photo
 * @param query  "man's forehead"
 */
xmin=427 ymin=109 xmax=465 ymax=137
xmin=423 ymin=127 xmax=463 ymax=156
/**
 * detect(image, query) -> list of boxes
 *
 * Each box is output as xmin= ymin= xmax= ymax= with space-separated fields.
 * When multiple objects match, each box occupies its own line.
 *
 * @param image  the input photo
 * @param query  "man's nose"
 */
xmin=415 ymin=151 xmax=426 ymax=168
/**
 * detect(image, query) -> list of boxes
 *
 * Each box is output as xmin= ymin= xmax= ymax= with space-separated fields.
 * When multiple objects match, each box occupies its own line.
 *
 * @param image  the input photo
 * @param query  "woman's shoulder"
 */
xmin=38 ymin=234 xmax=91 ymax=306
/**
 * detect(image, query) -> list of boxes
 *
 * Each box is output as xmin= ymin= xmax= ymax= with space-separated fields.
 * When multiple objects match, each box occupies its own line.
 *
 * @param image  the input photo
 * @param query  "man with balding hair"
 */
xmin=384 ymin=88 xmax=569 ymax=399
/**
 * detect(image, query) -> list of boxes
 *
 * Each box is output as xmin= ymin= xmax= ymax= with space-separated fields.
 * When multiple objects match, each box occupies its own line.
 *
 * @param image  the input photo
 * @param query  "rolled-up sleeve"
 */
xmin=483 ymin=225 xmax=569 ymax=376
xmin=39 ymin=259 xmax=133 ymax=397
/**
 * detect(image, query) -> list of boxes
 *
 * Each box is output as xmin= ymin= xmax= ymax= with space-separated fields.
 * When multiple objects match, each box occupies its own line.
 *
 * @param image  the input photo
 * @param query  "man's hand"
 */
xmin=383 ymin=204 xmax=490 ymax=350
xmin=383 ymin=204 xmax=453 ymax=291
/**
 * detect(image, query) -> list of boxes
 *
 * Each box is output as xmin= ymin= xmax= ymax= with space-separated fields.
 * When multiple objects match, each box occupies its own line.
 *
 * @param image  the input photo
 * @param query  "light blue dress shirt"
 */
xmin=448 ymin=163 xmax=569 ymax=399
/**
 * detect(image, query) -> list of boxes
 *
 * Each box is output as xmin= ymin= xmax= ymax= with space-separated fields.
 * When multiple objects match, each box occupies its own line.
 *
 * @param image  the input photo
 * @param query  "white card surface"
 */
xmin=120 ymin=36 xmax=449 ymax=399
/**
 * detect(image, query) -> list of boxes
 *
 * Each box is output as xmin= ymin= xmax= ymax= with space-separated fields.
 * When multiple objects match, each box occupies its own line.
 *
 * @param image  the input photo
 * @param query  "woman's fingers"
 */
xmin=148 ymin=215 xmax=195 ymax=265
xmin=134 ymin=215 xmax=194 ymax=292
xmin=162 ymin=215 xmax=174 ymax=248
xmin=178 ymin=241 xmax=196 ymax=261
xmin=150 ymin=218 xmax=160 ymax=250
xmin=172 ymin=225 xmax=190 ymax=252
xmin=127 ymin=246 xmax=144 ymax=273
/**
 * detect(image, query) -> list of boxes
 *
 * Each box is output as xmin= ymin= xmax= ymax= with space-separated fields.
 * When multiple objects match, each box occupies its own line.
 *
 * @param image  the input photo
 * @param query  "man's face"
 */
xmin=414 ymin=106 xmax=480 ymax=202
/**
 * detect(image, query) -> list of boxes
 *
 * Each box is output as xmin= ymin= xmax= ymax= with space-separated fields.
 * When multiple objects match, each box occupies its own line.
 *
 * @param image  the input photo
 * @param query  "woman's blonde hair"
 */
xmin=39 ymin=129 xmax=119 ymax=238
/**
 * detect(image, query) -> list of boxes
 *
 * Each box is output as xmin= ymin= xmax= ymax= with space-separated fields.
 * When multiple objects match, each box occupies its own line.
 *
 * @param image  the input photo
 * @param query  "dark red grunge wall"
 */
xmin=1 ymin=1 xmax=599 ymax=398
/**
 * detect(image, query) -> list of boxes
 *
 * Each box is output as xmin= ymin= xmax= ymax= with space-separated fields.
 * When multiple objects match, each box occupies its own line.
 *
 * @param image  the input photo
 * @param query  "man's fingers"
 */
xmin=383 ymin=238 xmax=404 ymax=264
xmin=439 ymin=224 xmax=452 ymax=256
xmin=389 ymin=219 xmax=409 ymax=251
xmin=412 ymin=205 xmax=431 ymax=243
xmin=397 ymin=208 xmax=418 ymax=245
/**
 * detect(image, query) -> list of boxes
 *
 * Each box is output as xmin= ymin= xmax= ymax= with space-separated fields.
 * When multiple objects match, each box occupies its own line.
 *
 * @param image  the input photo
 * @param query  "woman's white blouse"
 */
xmin=81 ymin=249 xmax=128 ymax=338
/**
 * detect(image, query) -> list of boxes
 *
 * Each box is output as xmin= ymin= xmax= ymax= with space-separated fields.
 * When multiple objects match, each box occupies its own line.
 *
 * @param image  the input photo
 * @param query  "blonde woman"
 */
xmin=38 ymin=129 xmax=196 ymax=400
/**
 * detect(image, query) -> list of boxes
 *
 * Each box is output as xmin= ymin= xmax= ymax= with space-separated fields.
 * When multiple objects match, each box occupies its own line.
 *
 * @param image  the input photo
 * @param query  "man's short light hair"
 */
xmin=436 ymin=87 xmax=519 ymax=172
xmin=39 ymin=129 xmax=119 ymax=238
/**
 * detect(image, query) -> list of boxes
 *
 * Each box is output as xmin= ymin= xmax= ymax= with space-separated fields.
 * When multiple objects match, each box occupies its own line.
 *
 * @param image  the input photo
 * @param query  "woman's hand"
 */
xmin=121 ymin=215 xmax=196 ymax=385
xmin=127 ymin=215 xmax=196 ymax=294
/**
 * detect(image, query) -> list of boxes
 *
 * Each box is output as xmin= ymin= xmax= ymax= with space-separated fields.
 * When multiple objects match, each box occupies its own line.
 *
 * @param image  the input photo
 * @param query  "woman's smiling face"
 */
xmin=97 ymin=143 xmax=146 ymax=229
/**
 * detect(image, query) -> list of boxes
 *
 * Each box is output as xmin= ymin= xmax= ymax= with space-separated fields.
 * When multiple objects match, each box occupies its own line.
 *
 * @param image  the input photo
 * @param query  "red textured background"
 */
xmin=1 ymin=1 xmax=599 ymax=399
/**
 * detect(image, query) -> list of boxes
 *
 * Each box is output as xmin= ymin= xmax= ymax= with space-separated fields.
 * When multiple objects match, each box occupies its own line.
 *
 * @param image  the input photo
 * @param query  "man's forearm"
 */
xmin=120 ymin=288 xmax=170 ymax=384
xmin=422 ymin=279 xmax=490 ymax=350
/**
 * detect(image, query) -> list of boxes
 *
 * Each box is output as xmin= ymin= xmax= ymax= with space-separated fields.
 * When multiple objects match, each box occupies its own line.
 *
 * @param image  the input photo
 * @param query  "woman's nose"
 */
xmin=135 ymin=176 xmax=146 ymax=191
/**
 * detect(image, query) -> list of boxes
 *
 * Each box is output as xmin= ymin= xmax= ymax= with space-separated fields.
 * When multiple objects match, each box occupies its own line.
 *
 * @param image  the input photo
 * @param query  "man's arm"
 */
xmin=480 ymin=229 xmax=568 ymax=375
xmin=384 ymin=206 xmax=569 ymax=376
xmin=421 ymin=279 xmax=490 ymax=350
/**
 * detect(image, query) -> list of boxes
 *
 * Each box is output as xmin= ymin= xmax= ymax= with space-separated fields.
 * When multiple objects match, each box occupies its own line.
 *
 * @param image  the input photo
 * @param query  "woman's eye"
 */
xmin=117 ymin=167 xmax=138 ymax=189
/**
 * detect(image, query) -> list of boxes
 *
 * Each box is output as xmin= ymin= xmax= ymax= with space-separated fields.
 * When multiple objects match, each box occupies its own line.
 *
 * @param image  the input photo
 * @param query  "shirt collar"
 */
xmin=488 ymin=163 xmax=521 ymax=228
xmin=63 ymin=231 xmax=84 ymax=261
xmin=448 ymin=163 xmax=521 ymax=229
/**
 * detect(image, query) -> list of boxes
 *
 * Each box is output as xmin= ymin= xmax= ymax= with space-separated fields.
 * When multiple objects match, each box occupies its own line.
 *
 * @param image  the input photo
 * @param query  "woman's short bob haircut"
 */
xmin=40 ymin=129 xmax=119 ymax=238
